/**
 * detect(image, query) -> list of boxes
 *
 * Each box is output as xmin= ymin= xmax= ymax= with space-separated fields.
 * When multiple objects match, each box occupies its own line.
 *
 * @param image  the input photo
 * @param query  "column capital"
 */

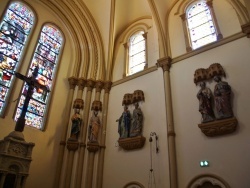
xmin=180 ymin=13 xmax=186 ymax=21
xmin=142 ymin=32 xmax=148 ymax=39
xmin=123 ymin=42 xmax=128 ymax=48
xmin=242 ymin=22 xmax=250 ymax=38
xmin=95 ymin=80 xmax=105 ymax=93
xmin=86 ymin=79 xmax=96 ymax=92
xmin=68 ymin=77 xmax=78 ymax=89
xmin=103 ymin=81 xmax=112 ymax=93
xmin=156 ymin=56 xmax=172 ymax=72
xmin=78 ymin=78 xmax=87 ymax=90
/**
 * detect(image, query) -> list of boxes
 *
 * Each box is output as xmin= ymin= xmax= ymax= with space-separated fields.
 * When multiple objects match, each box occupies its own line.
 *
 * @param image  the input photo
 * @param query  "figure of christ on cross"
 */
xmin=15 ymin=66 xmax=49 ymax=132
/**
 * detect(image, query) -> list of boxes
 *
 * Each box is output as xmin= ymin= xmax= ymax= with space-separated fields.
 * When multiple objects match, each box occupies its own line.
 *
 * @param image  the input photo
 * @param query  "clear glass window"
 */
xmin=128 ymin=31 xmax=146 ymax=75
xmin=187 ymin=1 xmax=217 ymax=49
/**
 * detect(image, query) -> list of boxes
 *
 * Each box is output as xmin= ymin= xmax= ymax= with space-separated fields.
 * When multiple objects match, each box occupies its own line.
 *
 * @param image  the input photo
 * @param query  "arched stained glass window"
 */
xmin=187 ymin=1 xmax=217 ymax=50
xmin=128 ymin=31 xmax=146 ymax=75
xmin=14 ymin=24 xmax=63 ymax=130
xmin=0 ymin=2 xmax=34 ymax=116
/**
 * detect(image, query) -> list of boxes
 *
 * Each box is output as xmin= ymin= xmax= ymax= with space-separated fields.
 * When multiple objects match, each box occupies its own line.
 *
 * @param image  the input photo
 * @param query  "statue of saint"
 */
xmin=213 ymin=76 xmax=233 ymax=119
xmin=116 ymin=105 xmax=131 ymax=139
xmin=88 ymin=110 xmax=101 ymax=143
xmin=130 ymin=103 xmax=143 ymax=137
xmin=197 ymin=81 xmax=215 ymax=123
xmin=70 ymin=109 xmax=81 ymax=139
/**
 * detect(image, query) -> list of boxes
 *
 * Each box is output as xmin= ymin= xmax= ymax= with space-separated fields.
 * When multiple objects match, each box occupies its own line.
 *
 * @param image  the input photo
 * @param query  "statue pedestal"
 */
xmin=0 ymin=132 xmax=35 ymax=188
xmin=198 ymin=117 xmax=238 ymax=137
xmin=118 ymin=136 xmax=146 ymax=150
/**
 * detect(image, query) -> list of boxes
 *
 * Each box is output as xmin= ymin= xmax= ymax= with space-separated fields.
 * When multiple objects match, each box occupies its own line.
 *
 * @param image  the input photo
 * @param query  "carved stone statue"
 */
xmin=213 ymin=76 xmax=233 ymax=119
xmin=197 ymin=81 xmax=215 ymax=123
xmin=88 ymin=110 xmax=101 ymax=142
xmin=116 ymin=105 xmax=131 ymax=139
xmin=70 ymin=109 xmax=81 ymax=139
xmin=130 ymin=103 xmax=143 ymax=137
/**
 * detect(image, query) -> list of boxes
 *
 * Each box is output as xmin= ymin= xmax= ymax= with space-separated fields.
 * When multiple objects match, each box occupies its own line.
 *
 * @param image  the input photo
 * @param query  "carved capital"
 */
xmin=86 ymin=79 xmax=96 ymax=92
xmin=87 ymin=142 xmax=100 ymax=152
xmin=157 ymin=56 xmax=172 ymax=72
xmin=123 ymin=42 xmax=128 ymax=49
xmin=241 ymin=22 xmax=250 ymax=38
xmin=206 ymin=0 xmax=213 ymax=8
xmin=68 ymin=77 xmax=78 ymax=89
xmin=66 ymin=139 xmax=79 ymax=151
xmin=180 ymin=13 xmax=186 ymax=21
xmin=142 ymin=32 xmax=148 ymax=39
xmin=78 ymin=78 xmax=87 ymax=90
xmin=103 ymin=81 xmax=112 ymax=93
xmin=95 ymin=80 xmax=104 ymax=92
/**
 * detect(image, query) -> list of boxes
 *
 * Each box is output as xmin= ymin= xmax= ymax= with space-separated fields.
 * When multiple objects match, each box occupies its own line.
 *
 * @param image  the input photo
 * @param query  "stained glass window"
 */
xmin=0 ymin=2 xmax=34 ymax=116
xmin=14 ymin=25 xmax=63 ymax=130
xmin=187 ymin=1 xmax=217 ymax=50
xmin=128 ymin=31 xmax=146 ymax=75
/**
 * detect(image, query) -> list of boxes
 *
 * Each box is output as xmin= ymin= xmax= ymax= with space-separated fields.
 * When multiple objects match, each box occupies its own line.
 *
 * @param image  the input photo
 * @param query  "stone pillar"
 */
xmin=85 ymin=143 xmax=99 ymax=188
xmin=180 ymin=13 xmax=192 ymax=52
xmin=0 ymin=172 xmax=7 ymax=188
xmin=123 ymin=43 xmax=129 ymax=78
xmin=75 ymin=79 xmax=95 ymax=188
xmin=96 ymin=81 xmax=112 ymax=188
xmin=142 ymin=32 xmax=148 ymax=69
xmin=54 ymin=76 xmax=78 ymax=188
xmin=206 ymin=0 xmax=223 ymax=40
xmin=16 ymin=175 xmax=22 ymax=188
xmin=156 ymin=57 xmax=178 ymax=188
xmin=20 ymin=176 xmax=27 ymax=188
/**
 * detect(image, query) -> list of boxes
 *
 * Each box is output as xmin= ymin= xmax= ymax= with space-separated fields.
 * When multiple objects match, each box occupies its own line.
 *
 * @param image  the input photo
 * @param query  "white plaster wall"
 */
xmin=0 ymin=1 xmax=73 ymax=188
xmin=171 ymin=37 xmax=250 ymax=188
xmin=103 ymin=70 xmax=170 ymax=188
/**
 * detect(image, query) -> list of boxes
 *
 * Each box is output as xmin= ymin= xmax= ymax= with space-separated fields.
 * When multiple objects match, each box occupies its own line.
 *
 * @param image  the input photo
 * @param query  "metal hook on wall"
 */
xmin=149 ymin=132 xmax=159 ymax=153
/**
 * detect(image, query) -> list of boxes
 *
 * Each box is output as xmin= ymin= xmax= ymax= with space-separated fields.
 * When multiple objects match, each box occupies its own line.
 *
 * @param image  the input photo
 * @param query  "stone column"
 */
xmin=180 ymin=13 xmax=192 ymax=52
xmin=20 ymin=176 xmax=27 ymax=188
xmin=16 ymin=175 xmax=22 ymax=188
xmin=54 ymin=77 xmax=78 ymax=188
xmin=85 ymin=144 xmax=99 ymax=188
xmin=0 ymin=172 xmax=7 ymax=188
xmin=123 ymin=43 xmax=128 ymax=78
xmin=206 ymin=0 xmax=223 ymax=40
xmin=156 ymin=57 xmax=178 ymax=188
xmin=75 ymin=79 xmax=95 ymax=188
xmin=142 ymin=32 xmax=148 ymax=69
xmin=96 ymin=81 xmax=112 ymax=188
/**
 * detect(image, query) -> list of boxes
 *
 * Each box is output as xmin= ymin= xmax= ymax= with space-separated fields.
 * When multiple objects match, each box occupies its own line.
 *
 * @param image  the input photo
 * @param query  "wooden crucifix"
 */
xmin=15 ymin=66 xmax=49 ymax=132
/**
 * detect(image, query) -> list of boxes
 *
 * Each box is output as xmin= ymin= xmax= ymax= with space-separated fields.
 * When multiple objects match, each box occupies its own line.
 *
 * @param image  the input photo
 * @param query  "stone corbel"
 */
xmin=241 ymin=22 xmax=250 ymax=38
xmin=118 ymin=136 xmax=146 ymax=150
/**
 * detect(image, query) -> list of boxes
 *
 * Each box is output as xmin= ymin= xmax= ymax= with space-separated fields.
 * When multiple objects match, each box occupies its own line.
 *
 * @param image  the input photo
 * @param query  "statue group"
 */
xmin=117 ymin=103 xmax=143 ymax=139
xmin=197 ymin=76 xmax=233 ymax=123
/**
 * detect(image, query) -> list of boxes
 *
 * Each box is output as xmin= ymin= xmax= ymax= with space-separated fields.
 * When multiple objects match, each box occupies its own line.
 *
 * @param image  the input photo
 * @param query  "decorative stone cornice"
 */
xmin=95 ymin=80 xmax=104 ymax=92
xmin=156 ymin=56 xmax=172 ymax=72
xmin=68 ymin=77 xmax=78 ymax=89
xmin=103 ymin=81 xmax=112 ymax=93
xmin=78 ymin=78 xmax=87 ymax=90
xmin=86 ymin=79 xmax=96 ymax=92
xmin=242 ymin=22 xmax=250 ymax=38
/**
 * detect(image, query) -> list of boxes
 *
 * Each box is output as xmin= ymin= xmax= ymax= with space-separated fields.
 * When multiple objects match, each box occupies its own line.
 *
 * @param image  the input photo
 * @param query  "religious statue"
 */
xmin=70 ymin=109 xmax=82 ymax=139
xmin=213 ymin=76 xmax=233 ymax=119
xmin=197 ymin=81 xmax=215 ymax=123
xmin=116 ymin=105 xmax=131 ymax=139
xmin=130 ymin=103 xmax=143 ymax=137
xmin=88 ymin=110 xmax=101 ymax=143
